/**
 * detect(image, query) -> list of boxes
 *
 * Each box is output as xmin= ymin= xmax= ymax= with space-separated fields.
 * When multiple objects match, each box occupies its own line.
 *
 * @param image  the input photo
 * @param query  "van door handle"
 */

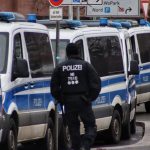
xmin=30 ymin=83 xmax=35 ymax=88
xmin=24 ymin=84 xmax=29 ymax=89
xmin=140 ymin=66 xmax=143 ymax=70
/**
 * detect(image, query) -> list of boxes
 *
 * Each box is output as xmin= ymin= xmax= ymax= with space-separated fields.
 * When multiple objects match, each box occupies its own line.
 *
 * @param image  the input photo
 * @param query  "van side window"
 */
xmin=0 ymin=33 xmax=9 ymax=73
xmin=87 ymin=36 xmax=123 ymax=76
xmin=137 ymin=33 xmax=150 ymax=63
xmin=75 ymin=39 xmax=84 ymax=59
xmin=24 ymin=32 xmax=54 ymax=78
xmin=14 ymin=33 xmax=23 ymax=58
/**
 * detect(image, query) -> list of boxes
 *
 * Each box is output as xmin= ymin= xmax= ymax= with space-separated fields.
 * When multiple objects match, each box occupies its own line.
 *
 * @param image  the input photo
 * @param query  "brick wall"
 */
xmin=0 ymin=0 xmax=13 ymax=11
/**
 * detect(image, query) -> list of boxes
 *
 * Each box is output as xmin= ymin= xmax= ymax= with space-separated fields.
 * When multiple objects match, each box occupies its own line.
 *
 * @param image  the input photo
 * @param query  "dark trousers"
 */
xmin=64 ymin=95 xmax=97 ymax=150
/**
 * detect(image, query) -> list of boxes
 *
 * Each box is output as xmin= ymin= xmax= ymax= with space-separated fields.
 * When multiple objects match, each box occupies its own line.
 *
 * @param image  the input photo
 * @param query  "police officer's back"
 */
xmin=51 ymin=43 xmax=101 ymax=150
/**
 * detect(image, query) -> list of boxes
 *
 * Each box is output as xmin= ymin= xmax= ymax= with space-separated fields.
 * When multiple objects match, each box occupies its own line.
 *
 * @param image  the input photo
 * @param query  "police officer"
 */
xmin=51 ymin=43 xmax=101 ymax=150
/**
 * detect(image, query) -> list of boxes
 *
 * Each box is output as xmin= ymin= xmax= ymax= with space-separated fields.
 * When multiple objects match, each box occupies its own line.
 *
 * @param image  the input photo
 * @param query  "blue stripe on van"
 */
xmin=109 ymin=89 xmax=127 ymax=103
xmin=141 ymin=64 xmax=150 ymax=70
xmin=101 ymin=75 xmax=125 ymax=88
xmin=3 ymin=80 xmax=54 ymax=113
xmin=108 ymin=76 xmax=125 ymax=85
xmin=101 ymin=80 xmax=109 ymax=87
xmin=94 ymin=75 xmax=136 ymax=107
xmin=2 ymin=74 xmax=135 ymax=113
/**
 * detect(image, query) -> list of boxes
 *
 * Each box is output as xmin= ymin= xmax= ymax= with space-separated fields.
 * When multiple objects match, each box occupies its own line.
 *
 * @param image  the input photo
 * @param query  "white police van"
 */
xmin=49 ymin=19 xmax=139 ymax=144
xmin=128 ymin=20 xmax=150 ymax=113
xmin=0 ymin=12 xmax=60 ymax=150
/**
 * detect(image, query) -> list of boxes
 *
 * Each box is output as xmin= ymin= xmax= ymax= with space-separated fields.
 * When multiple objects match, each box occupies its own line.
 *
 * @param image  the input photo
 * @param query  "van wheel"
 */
xmin=122 ymin=111 xmax=131 ymax=139
xmin=42 ymin=118 xmax=54 ymax=150
xmin=108 ymin=110 xmax=121 ymax=144
xmin=145 ymin=101 xmax=150 ymax=113
xmin=130 ymin=113 xmax=136 ymax=134
xmin=4 ymin=118 xmax=17 ymax=150
xmin=59 ymin=125 xmax=72 ymax=150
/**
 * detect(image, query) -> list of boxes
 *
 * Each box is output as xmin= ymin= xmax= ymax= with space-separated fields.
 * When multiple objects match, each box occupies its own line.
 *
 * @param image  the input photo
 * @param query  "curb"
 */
xmin=91 ymin=121 xmax=150 ymax=150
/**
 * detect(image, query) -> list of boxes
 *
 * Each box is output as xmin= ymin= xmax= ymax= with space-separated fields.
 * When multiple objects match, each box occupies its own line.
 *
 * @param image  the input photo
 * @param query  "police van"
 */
xmin=128 ymin=20 xmax=150 ymax=113
xmin=49 ymin=19 xmax=139 ymax=144
xmin=0 ymin=12 xmax=61 ymax=150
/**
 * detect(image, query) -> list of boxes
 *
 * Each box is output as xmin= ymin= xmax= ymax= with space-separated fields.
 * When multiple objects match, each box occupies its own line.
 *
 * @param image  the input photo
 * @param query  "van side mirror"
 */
xmin=133 ymin=53 xmax=139 ymax=64
xmin=129 ymin=60 xmax=139 ymax=75
xmin=12 ymin=58 xmax=29 ymax=81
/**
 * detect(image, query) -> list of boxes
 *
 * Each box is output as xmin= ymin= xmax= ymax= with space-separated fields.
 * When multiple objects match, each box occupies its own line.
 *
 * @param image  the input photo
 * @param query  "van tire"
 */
xmin=108 ymin=110 xmax=121 ymax=144
xmin=4 ymin=118 xmax=17 ymax=150
xmin=130 ymin=114 xmax=136 ymax=134
xmin=42 ymin=118 xmax=54 ymax=150
xmin=145 ymin=101 xmax=150 ymax=113
xmin=59 ymin=125 xmax=72 ymax=150
xmin=122 ymin=111 xmax=131 ymax=139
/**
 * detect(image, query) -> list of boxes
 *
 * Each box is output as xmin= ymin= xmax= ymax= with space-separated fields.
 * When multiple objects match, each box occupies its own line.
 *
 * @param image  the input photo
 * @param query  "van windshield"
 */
xmin=51 ymin=39 xmax=69 ymax=64
xmin=0 ymin=33 xmax=9 ymax=73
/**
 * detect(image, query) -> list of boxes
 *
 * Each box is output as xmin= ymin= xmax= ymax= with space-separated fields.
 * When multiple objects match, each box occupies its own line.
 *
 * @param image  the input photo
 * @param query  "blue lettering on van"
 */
xmin=92 ymin=79 xmax=130 ymax=107
xmin=93 ymin=94 xmax=107 ymax=105
xmin=140 ymin=73 xmax=150 ymax=83
xmin=136 ymin=64 xmax=150 ymax=85
xmin=29 ymin=95 xmax=44 ymax=109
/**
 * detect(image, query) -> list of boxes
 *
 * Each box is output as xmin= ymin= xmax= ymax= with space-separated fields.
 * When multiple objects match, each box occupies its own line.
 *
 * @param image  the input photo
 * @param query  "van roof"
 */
xmin=128 ymin=26 xmax=150 ymax=34
xmin=0 ymin=21 xmax=47 ymax=32
xmin=49 ymin=26 xmax=124 ymax=40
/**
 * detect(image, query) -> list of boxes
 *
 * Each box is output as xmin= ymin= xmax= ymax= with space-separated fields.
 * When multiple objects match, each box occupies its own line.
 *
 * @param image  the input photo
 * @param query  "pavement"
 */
xmin=91 ymin=121 xmax=150 ymax=150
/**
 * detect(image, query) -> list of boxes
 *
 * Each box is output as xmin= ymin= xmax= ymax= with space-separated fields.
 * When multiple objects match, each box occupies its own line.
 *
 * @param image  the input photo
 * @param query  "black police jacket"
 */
xmin=51 ymin=56 xmax=101 ymax=103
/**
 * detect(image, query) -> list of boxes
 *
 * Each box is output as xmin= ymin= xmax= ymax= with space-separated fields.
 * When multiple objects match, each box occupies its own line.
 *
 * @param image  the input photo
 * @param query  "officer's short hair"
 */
xmin=66 ymin=43 xmax=79 ymax=57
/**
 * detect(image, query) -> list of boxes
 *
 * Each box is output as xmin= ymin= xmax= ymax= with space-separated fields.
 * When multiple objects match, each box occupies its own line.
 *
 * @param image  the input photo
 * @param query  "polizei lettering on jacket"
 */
xmin=62 ymin=65 xmax=82 ymax=71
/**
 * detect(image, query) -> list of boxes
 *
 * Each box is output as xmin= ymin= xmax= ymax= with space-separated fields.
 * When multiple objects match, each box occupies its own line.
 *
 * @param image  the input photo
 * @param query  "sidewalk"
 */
xmin=91 ymin=121 xmax=150 ymax=150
